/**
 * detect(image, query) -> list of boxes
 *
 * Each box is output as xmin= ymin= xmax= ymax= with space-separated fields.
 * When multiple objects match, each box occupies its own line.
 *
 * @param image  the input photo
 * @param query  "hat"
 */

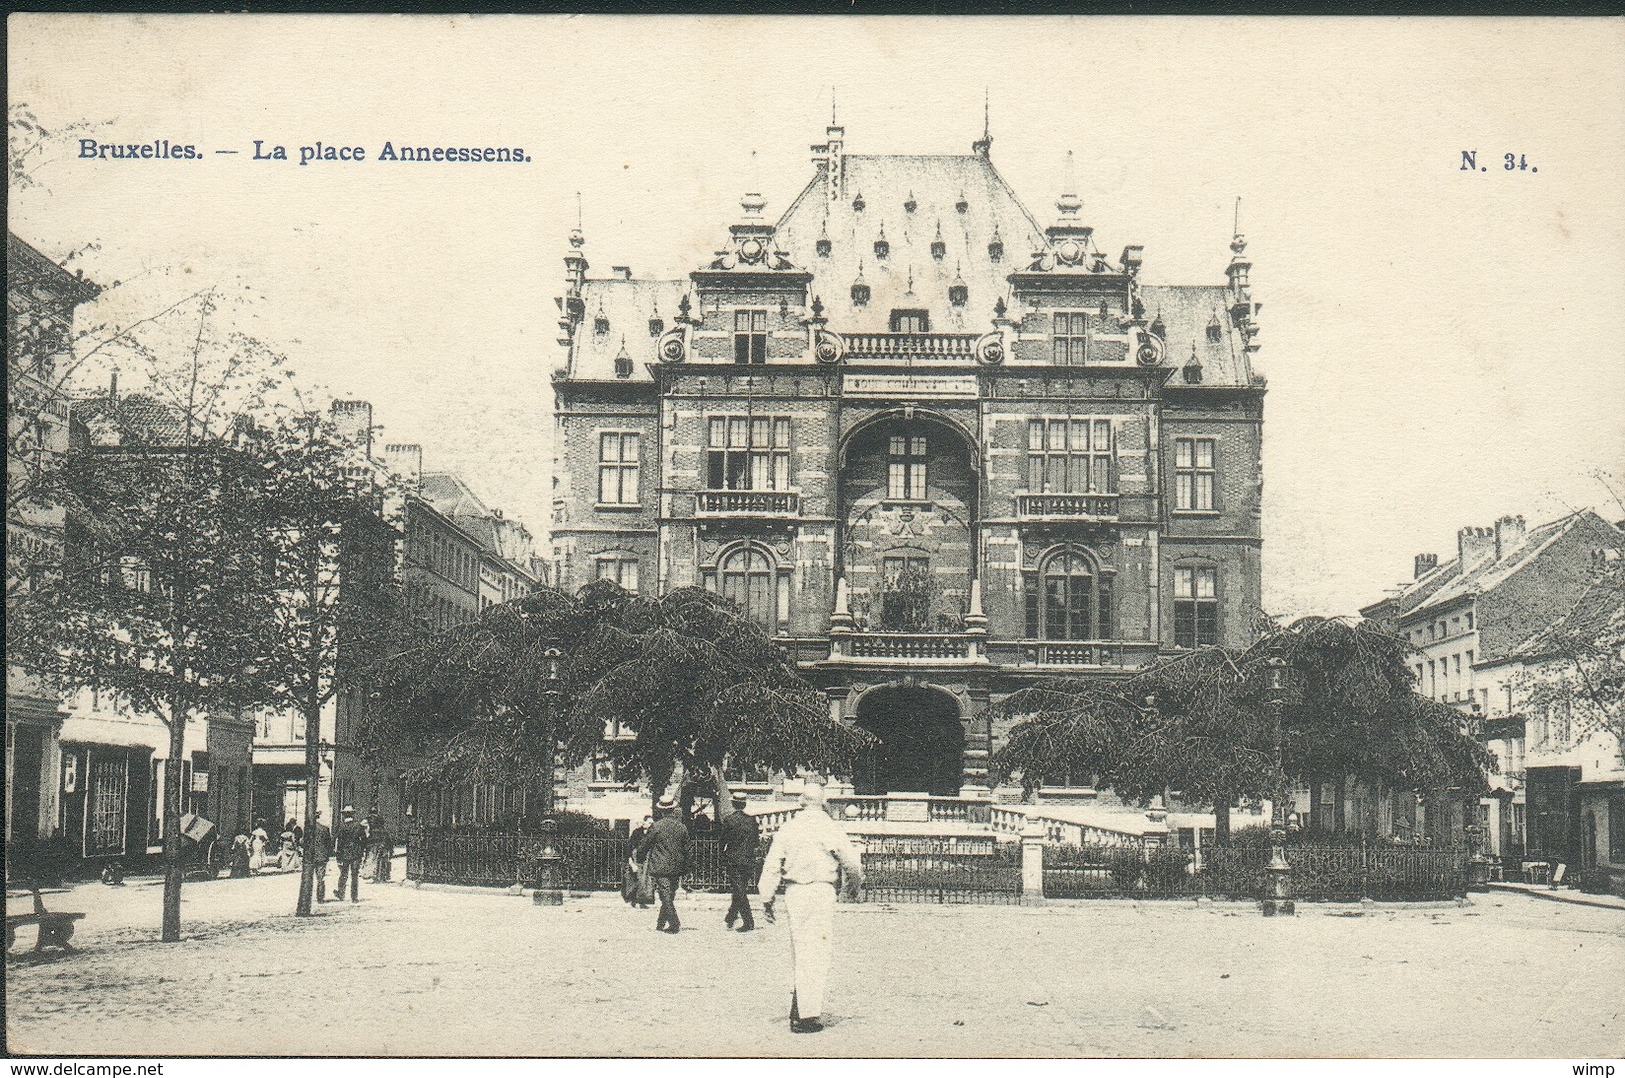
xmin=341 ymin=805 xmax=356 ymax=816
xmin=731 ymin=789 xmax=749 ymax=803
xmin=655 ymin=794 xmax=676 ymax=811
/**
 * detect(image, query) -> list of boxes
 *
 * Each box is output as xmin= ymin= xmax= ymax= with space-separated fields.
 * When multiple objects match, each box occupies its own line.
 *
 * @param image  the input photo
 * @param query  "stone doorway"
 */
xmin=854 ymin=686 xmax=963 ymax=797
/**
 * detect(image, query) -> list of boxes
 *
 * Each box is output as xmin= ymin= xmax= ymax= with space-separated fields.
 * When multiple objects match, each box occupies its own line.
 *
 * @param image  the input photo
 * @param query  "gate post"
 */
xmin=1021 ymin=822 xmax=1047 ymax=906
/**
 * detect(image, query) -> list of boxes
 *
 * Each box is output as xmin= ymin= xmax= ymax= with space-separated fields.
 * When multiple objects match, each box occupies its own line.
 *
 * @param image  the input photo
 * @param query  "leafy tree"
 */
xmin=988 ymin=617 xmax=1492 ymax=844
xmin=249 ymin=408 xmax=409 ymax=916
xmin=1511 ymin=552 xmax=1625 ymax=756
xmin=367 ymin=582 xmax=872 ymax=825
xmin=9 ymin=421 xmax=281 ymax=941
xmin=7 ymin=283 xmax=293 ymax=940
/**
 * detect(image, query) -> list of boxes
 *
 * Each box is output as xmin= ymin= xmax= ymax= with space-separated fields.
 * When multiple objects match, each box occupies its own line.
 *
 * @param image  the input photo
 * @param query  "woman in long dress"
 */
xmin=249 ymin=820 xmax=270 ymax=873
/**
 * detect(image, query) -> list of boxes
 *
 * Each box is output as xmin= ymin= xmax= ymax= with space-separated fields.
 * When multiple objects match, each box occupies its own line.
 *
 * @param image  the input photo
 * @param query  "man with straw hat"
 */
xmin=636 ymin=793 xmax=690 ymax=934
xmin=756 ymin=781 xmax=864 ymax=1033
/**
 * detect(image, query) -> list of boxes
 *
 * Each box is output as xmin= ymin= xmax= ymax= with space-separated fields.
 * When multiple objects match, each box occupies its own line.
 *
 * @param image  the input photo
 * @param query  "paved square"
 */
xmin=6 ymin=872 xmax=1622 ymax=1057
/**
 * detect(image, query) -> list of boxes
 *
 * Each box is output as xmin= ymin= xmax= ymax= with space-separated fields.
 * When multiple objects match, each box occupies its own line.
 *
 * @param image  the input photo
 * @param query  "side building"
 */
xmin=1361 ymin=509 xmax=1624 ymax=876
xmin=6 ymin=233 xmax=102 ymax=876
xmin=331 ymin=439 xmax=544 ymax=829
xmin=550 ymin=121 xmax=1266 ymax=818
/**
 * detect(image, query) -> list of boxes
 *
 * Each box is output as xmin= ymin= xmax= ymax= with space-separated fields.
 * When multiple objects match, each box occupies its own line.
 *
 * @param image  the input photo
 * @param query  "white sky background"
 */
xmin=10 ymin=15 xmax=1624 ymax=618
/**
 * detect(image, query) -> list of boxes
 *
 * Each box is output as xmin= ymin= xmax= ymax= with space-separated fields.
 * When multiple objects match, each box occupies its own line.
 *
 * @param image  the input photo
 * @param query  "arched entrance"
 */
xmin=854 ymin=686 xmax=963 ymax=796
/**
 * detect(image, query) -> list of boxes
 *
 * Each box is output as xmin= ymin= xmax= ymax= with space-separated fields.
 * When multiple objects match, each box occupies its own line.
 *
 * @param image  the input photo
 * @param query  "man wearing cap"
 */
xmin=636 ymin=795 xmax=690 ymax=933
xmin=718 ymin=789 xmax=760 ymax=932
xmin=333 ymin=805 xmax=368 ymax=904
xmin=756 ymin=783 xmax=864 ymax=1033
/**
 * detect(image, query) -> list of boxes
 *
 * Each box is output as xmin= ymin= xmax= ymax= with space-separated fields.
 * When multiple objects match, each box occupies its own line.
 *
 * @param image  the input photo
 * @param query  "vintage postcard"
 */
xmin=6 ymin=12 xmax=1623 ymax=1065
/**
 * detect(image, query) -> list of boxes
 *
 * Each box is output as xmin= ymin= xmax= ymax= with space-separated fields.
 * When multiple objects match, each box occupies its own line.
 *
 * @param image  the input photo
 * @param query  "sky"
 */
xmin=9 ymin=15 xmax=1624 ymax=618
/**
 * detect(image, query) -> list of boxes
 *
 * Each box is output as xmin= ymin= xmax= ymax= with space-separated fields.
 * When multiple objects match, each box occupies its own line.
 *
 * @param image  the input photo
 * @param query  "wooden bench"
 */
xmin=6 ymin=884 xmax=86 ymax=954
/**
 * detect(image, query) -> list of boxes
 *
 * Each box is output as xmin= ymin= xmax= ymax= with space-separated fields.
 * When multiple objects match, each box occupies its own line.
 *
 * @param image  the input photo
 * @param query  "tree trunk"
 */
xmin=1213 ymin=794 xmax=1232 ymax=847
xmin=160 ymin=696 xmax=186 ymax=943
xmin=709 ymin=761 xmax=730 ymax=823
xmin=294 ymin=692 xmax=323 ymax=916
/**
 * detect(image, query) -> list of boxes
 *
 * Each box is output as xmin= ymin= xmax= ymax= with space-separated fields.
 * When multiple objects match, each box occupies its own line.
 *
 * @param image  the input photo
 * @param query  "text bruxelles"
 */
xmin=79 ymin=139 xmax=530 ymax=165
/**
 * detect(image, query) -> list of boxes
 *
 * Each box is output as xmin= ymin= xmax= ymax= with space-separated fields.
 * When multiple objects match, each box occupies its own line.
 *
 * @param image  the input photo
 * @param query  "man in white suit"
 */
xmin=757 ymin=783 xmax=864 ymax=1034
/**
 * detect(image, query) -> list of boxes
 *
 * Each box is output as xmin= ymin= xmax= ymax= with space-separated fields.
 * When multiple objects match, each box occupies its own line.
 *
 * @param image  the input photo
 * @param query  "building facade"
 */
xmin=1361 ymin=509 xmax=1624 ymax=878
xmin=551 ymin=123 xmax=1266 ymax=804
xmin=6 ymin=233 xmax=102 ymax=874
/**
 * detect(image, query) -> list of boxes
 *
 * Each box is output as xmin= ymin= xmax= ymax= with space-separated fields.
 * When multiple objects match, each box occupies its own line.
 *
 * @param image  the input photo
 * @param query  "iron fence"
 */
xmin=1046 ymin=842 xmax=1467 ymax=901
xmin=407 ymin=831 xmax=753 ymax=891
xmin=407 ymin=830 xmax=519 ymax=887
xmin=1044 ymin=844 xmax=1203 ymax=899
xmin=853 ymin=847 xmax=1023 ymax=905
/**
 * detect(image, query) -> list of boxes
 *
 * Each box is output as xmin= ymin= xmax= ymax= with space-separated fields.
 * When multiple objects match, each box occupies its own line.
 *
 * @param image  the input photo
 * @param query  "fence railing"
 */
xmin=406 ymin=830 xmax=1468 ymax=904
xmin=1043 ymin=843 xmax=1468 ymax=901
xmin=695 ymin=489 xmax=801 ymax=517
xmin=1015 ymin=492 xmax=1120 ymax=521
xmin=838 ymin=632 xmax=980 ymax=662
xmin=854 ymin=846 xmax=1022 ymax=905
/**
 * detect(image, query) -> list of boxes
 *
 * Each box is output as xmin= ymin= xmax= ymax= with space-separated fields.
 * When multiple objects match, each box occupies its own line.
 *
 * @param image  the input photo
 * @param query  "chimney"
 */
xmin=384 ymin=443 xmax=422 ymax=490
xmin=330 ymin=400 xmax=374 ymax=460
xmin=1458 ymin=526 xmax=1496 ymax=569
xmin=1414 ymin=553 xmax=1438 ymax=579
xmin=1494 ymin=514 xmax=1527 ymax=559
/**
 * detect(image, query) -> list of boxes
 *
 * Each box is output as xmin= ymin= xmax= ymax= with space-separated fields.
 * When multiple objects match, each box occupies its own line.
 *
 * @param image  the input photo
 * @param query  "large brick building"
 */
xmin=551 ymin=122 xmax=1266 ymax=802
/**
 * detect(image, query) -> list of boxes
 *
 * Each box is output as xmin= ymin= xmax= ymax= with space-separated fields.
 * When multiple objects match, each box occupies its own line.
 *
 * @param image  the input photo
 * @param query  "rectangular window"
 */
xmin=706 ymin=416 xmax=792 ymax=490
xmin=1174 ymin=438 xmax=1217 ymax=511
xmin=597 ymin=432 xmax=641 ymax=505
xmin=1173 ymin=566 xmax=1218 ymax=648
xmin=733 ymin=309 xmax=768 ymax=365
xmin=1051 ymin=312 xmax=1091 ymax=366
xmin=596 ymin=556 xmax=639 ymax=593
xmin=887 ymin=435 xmax=928 ymax=500
xmin=890 ymin=309 xmax=930 ymax=334
xmin=1027 ymin=418 xmax=1114 ymax=493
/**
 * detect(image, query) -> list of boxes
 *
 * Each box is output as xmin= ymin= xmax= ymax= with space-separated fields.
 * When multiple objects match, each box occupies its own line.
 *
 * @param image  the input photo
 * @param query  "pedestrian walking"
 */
xmin=365 ymin=806 xmax=392 ymax=883
xmin=278 ymin=827 xmax=300 ymax=871
xmin=250 ymin=820 xmax=270 ymax=873
xmin=334 ymin=805 xmax=367 ymax=903
xmin=719 ymin=789 xmax=760 ymax=932
xmin=629 ymin=814 xmax=656 ymax=908
xmin=308 ymin=816 xmax=334 ymax=901
xmin=636 ymin=795 xmax=689 ymax=933
xmin=229 ymin=833 xmax=252 ymax=878
xmin=756 ymin=783 xmax=864 ymax=1034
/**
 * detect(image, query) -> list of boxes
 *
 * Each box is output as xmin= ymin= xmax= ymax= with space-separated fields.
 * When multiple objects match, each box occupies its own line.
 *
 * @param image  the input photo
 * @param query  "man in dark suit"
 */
xmin=308 ymin=816 xmax=335 ymax=902
xmin=334 ymin=805 xmax=367 ymax=903
xmin=636 ymin=795 xmax=689 ymax=934
xmin=719 ymin=789 xmax=760 ymax=932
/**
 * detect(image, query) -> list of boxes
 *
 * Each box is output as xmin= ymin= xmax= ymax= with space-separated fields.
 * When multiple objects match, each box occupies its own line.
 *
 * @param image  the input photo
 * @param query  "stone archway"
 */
xmin=853 ymin=685 xmax=964 ymax=796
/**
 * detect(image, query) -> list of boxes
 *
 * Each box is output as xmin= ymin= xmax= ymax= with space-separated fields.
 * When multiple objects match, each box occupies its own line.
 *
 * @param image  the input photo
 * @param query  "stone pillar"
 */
xmin=1020 ymin=822 xmax=1047 ymax=906
xmin=963 ymin=686 xmax=991 ymax=790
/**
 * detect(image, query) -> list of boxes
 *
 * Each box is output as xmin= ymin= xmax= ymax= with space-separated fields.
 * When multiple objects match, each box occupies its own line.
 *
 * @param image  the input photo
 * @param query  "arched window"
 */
xmin=704 ymin=545 xmax=788 ymax=633
xmin=1024 ymin=549 xmax=1114 ymax=640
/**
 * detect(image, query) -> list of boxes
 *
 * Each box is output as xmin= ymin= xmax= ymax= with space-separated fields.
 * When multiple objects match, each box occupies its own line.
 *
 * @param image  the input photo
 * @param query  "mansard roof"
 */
xmin=561 ymin=138 xmax=1259 ymax=389
xmin=773 ymin=153 xmax=1045 ymax=334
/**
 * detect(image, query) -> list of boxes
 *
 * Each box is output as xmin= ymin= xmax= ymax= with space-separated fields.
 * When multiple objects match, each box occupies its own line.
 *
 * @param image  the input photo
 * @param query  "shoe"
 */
xmin=660 ymin=926 xmax=680 ymax=934
xmin=725 ymin=917 xmax=736 ymax=928
xmin=737 ymin=924 xmax=755 ymax=933
xmin=791 ymin=1018 xmax=824 ymax=1034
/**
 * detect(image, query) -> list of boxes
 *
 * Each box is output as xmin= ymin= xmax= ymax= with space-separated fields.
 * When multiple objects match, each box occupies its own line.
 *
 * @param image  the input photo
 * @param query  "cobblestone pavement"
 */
xmin=6 ymin=871 xmax=1623 ymax=1058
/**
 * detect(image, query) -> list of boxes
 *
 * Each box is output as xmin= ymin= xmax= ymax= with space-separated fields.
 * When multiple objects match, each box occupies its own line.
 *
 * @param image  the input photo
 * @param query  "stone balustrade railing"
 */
xmin=1013 ymin=640 xmax=1160 ymax=668
xmin=841 ymin=332 xmax=979 ymax=360
xmin=1015 ymin=491 xmax=1120 ymax=520
xmin=834 ymin=632 xmax=987 ymax=663
xmin=695 ymin=489 xmax=800 ymax=517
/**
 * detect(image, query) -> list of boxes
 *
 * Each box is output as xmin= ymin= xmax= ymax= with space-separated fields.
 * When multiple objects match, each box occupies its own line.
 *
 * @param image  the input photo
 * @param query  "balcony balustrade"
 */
xmin=841 ymin=332 xmax=979 ymax=360
xmin=695 ymin=489 xmax=800 ymax=518
xmin=834 ymin=632 xmax=986 ymax=663
xmin=1016 ymin=640 xmax=1160 ymax=668
xmin=1014 ymin=491 xmax=1120 ymax=521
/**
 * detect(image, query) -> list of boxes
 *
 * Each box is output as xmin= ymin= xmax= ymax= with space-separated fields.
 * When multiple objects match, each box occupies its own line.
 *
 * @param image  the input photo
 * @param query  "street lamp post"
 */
xmin=1262 ymin=656 xmax=1295 ymax=917
xmin=531 ymin=646 xmax=566 ymax=906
